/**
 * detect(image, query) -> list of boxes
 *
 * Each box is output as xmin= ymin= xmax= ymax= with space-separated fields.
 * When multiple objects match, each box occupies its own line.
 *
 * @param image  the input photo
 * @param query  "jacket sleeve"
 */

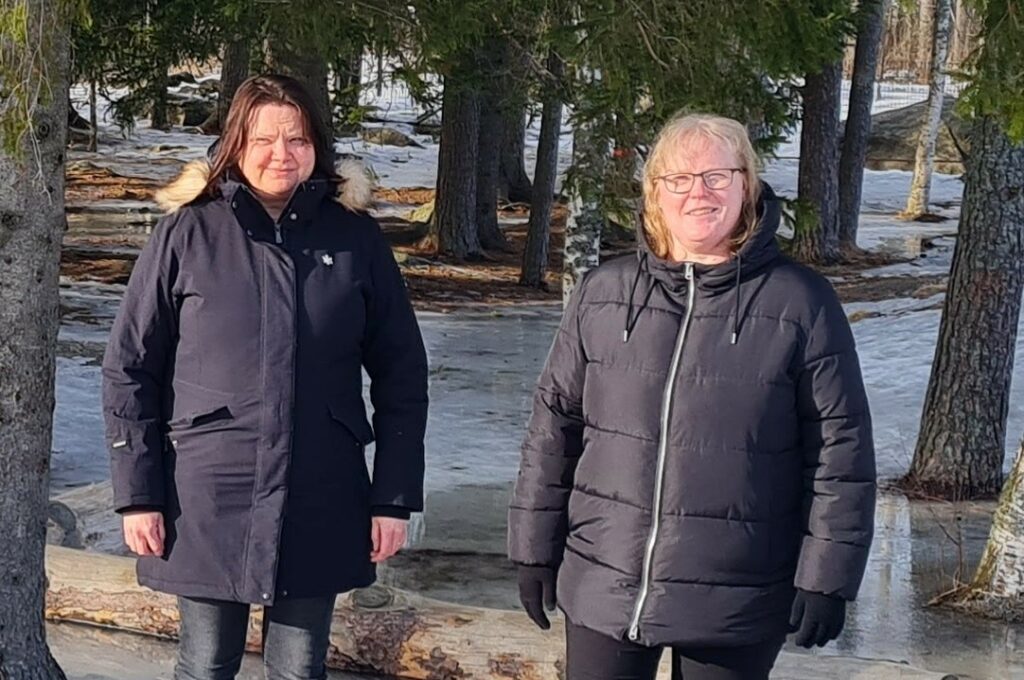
xmin=793 ymin=284 xmax=876 ymax=600
xmin=508 ymin=278 xmax=589 ymax=567
xmin=102 ymin=217 xmax=181 ymax=512
xmin=361 ymin=220 xmax=428 ymax=513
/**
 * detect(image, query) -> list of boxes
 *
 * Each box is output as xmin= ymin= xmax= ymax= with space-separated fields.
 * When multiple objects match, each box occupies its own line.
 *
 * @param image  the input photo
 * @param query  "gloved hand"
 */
xmin=517 ymin=564 xmax=558 ymax=630
xmin=789 ymin=589 xmax=847 ymax=648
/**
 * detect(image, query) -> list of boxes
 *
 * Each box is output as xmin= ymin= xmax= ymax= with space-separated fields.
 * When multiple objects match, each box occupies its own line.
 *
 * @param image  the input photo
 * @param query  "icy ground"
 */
xmin=48 ymin=74 xmax=1024 ymax=678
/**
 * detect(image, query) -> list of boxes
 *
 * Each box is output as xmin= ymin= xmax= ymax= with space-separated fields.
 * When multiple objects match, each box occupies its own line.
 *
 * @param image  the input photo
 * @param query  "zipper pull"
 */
xmin=274 ymin=223 xmax=283 ymax=244
xmin=684 ymin=262 xmax=693 ymax=280
xmin=628 ymin=623 xmax=639 ymax=641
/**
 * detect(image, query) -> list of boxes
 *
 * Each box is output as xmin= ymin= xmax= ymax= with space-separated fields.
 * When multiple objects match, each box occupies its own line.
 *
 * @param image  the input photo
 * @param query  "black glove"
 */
xmin=789 ymin=589 xmax=847 ymax=648
xmin=517 ymin=565 xmax=558 ymax=630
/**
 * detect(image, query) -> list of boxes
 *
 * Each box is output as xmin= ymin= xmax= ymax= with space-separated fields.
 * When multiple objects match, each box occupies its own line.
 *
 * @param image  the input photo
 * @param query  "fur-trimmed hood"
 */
xmin=154 ymin=158 xmax=374 ymax=214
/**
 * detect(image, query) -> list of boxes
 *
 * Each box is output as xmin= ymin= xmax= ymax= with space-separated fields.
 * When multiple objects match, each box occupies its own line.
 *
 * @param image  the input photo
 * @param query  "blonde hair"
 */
xmin=642 ymin=113 xmax=762 ymax=259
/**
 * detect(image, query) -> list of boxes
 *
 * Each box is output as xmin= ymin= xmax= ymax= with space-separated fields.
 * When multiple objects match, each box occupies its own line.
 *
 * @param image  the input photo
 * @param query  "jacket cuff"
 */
xmin=371 ymin=505 xmax=412 ymax=520
xmin=116 ymin=504 xmax=164 ymax=515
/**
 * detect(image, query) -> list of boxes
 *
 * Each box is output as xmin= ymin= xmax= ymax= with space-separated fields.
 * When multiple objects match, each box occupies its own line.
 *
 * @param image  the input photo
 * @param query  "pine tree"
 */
xmin=0 ymin=0 xmax=72 ymax=674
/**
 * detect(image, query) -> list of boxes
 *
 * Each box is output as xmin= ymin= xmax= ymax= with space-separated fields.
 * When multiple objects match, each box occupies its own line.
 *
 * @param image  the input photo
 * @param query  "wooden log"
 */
xmin=44 ymin=545 xmax=564 ymax=679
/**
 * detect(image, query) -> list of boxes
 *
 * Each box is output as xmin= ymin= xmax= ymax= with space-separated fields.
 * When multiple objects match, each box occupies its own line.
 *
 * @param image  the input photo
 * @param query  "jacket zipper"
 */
xmin=627 ymin=262 xmax=695 ymax=642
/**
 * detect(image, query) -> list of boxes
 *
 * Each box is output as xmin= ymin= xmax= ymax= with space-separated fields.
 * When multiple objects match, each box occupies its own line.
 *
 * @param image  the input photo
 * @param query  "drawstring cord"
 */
xmin=623 ymin=254 xmax=654 ymax=343
xmin=731 ymin=253 xmax=743 ymax=345
xmin=624 ymin=251 xmax=745 ymax=345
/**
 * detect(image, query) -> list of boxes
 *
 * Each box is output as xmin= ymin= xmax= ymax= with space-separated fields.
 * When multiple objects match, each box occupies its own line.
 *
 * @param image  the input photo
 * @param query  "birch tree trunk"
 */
xmin=563 ymin=114 xmax=607 ymax=304
xmin=901 ymin=116 xmax=1024 ymax=500
xmin=839 ymin=0 xmax=887 ymax=252
xmin=951 ymin=437 xmax=1024 ymax=619
xmin=903 ymin=0 xmax=953 ymax=220
xmin=0 ymin=0 xmax=71 ymax=676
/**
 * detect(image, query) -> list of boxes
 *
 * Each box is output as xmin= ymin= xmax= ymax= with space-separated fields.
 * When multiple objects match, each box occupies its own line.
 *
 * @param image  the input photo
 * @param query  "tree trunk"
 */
xmin=793 ymin=61 xmax=842 ymax=265
xmin=149 ymin=63 xmax=170 ymax=130
xmin=917 ymin=0 xmax=936 ymax=83
xmin=839 ymin=0 xmax=887 ymax=252
xmin=950 ymin=0 xmax=979 ymax=68
xmin=333 ymin=49 xmax=363 ymax=134
xmin=949 ymin=436 xmax=1024 ymax=618
xmin=563 ymin=112 xmax=608 ymax=304
xmin=217 ymin=36 xmax=251 ymax=133
xmin=901 ymin=116 xmax=1024 ymax=500
xmin=43 ymin=545 xmax=565 ymax=678
xmin=88 ymin=79 xmax=98 ymax=153
xmin=499 ymin=106 xmax=533 ymax=204
xmin=0 ymin=0 xmax=71 ymax=676
xmin=496 ymin=39 xmax=533 ymax=205
xmin=520 ymin=51 xmax=565 ymax=289
xmin=904 ymin=0 xmax=953 ymax=220
xmin=268 ymin=42 xmax=332 ymax=135
xmin=424 ymin=74 xmax=482 ymax=259
xmin=479 ymin=47 xmax=512 ymax=251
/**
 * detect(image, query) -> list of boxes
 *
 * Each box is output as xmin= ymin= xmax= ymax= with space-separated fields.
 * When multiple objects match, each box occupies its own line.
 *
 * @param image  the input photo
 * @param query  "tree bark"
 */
xmin=949 ymin=437 xmax=1024 ymax=619
xmin=332 ymin=48 xmax=363 ymax=134
xmin=149 ymin=63 xmax=170 ymax=130
xmin=520 ymin=51 xmax=565 ymax=289
xmin=950 ymin=0 xmax=978 ymax=68
xmin=901 ymin=116 xmax=1024 ymax=500
xmin=476 ymin=51 xmax=508 ymax=252
xmin=499 ymin=105 xmax=533 ymax=204
xmin=839 ymin=0 xmax=887 ymax=252
xmin=43 ymin=546 xmax=565 ymax=678
xmin=904 ymin=0 xmax=953 ymax=219
xmin=424 ymin=74 xmax=482 ymax=259
xmin=0 ymin=0 xmax=71 ymax=677
xmin=88 ymin=79 xmax=98 ymax=153
xmin=563 ymin=112 xmax=608 ymax=304
xmin=917 ymin=0 xmax=936 ymax=83
xmin=497 ymin=40 xmax=533 ymax=204
xmin=217 ymin=36 xmax=251 ymax=133
xmin=793 ymin=61 xmax=842 ymax=265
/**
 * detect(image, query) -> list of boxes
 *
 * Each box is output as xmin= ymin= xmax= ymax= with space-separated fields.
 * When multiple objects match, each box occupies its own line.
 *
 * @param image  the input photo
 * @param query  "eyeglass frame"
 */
xmin=653 ymin=168 xmax=745 ymax=195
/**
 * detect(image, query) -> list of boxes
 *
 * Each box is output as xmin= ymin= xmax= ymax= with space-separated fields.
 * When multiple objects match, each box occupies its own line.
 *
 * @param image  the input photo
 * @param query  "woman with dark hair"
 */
xmin=509 ymin=113 xmax=875 ymax=680
xmin=102 ymin=74 xmax=428 ymax=679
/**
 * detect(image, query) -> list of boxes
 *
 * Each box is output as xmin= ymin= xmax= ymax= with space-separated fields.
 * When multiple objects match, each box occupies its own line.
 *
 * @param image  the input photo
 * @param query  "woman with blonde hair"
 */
xmin=509 ymin=113 xmax=875 ymax=680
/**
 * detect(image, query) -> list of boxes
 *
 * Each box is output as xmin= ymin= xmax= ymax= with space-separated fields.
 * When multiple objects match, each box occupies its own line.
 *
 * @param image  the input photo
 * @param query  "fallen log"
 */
xmin=44 ymin=545 xmax=563 ymax=680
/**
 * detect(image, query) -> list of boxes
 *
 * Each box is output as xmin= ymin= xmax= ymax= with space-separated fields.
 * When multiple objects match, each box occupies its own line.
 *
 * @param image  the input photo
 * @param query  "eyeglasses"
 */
xmin=654 ymin=168 xmax=744 ymax=194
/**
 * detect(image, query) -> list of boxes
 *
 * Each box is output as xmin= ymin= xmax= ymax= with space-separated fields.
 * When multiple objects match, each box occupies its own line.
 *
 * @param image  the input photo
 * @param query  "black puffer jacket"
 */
xmin=508 ymin=183 xmax=875 ymax=647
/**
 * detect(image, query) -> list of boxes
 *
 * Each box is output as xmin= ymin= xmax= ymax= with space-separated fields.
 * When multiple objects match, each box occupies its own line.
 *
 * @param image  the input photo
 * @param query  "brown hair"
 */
xmin=202 ymin=74 xmax=338 ymax=197
xmin=642 ymin=113 xmax=762 ymax=259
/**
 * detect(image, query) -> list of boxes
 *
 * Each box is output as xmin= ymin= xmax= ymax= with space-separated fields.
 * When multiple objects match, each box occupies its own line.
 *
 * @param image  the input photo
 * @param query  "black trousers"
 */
xmin=566 ymin=621 xmax=785 ymax=680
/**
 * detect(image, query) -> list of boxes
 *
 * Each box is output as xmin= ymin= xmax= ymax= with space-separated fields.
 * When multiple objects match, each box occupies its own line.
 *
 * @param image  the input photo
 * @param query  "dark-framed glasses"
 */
xmin=655 ymin=168 xmax=743 ymax=194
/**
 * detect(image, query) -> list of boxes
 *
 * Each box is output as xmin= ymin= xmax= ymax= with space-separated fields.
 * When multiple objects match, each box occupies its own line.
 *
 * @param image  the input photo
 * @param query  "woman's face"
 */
xmin=238 ymin=103 xmax=316 ymax=201
xmin=655 ymin=138 xmax=746 ymax=262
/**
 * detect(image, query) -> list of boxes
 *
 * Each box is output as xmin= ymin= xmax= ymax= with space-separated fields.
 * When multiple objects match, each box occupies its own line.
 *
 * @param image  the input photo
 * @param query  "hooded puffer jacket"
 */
xmin=102 ymin=160 xmax=428 ymax=605
xmin=508 ymin=183 xmax=875 ymax=647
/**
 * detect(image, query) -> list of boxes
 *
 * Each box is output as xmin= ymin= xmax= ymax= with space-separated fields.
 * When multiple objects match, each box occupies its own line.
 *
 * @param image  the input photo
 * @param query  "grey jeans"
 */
xmin=174 ymin=594 xmax=337 ymax=680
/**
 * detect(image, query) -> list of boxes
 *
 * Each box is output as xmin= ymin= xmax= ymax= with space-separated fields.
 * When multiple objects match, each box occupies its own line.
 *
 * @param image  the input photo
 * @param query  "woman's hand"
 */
xmin=370 ymin=516 xmax=407 ymax=563
xmin=122 ymin=510 xmax=165 ymax=556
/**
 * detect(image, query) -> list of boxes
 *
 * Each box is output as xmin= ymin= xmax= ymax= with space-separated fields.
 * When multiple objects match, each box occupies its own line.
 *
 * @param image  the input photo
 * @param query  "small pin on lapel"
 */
xmin=322 ymin=254 xmax=334 ymax=266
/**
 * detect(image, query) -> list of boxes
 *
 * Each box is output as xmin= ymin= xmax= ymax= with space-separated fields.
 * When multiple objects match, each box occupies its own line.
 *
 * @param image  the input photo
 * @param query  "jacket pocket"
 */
xmin=327 ymin=397 xmax=375 ymax=446
xmin=168 ymin=379 xmax=236 ymax=431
